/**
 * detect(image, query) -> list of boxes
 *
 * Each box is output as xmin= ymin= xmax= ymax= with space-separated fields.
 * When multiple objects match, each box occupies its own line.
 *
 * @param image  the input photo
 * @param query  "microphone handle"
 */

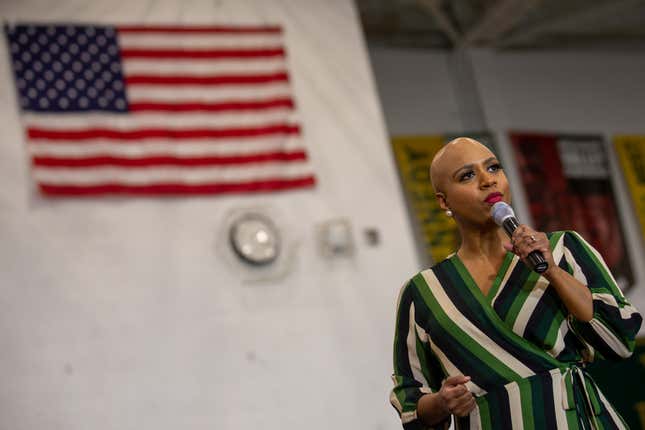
xmin=502 ymin=217 xmax=549 ymax=273
xmin=528 ymin=251 xmax=549 ymax=274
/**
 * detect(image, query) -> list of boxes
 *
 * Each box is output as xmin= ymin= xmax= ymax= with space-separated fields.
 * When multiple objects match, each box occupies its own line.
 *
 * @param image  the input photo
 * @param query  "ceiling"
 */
xmin=356 ymin=0 xmax=645 ymax=50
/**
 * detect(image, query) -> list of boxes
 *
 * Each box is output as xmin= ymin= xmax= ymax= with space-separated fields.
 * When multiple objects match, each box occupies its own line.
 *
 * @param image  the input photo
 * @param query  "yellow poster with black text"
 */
xmin=614 ymin=136 xmax=645 ymax=243
xmin=391 ymin=136 xmax=457 ymax=265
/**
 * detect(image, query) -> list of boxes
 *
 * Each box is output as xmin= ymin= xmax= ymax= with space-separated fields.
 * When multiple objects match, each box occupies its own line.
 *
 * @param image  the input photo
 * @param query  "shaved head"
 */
xmin=430 ymin=137 xmax=494 ymax=193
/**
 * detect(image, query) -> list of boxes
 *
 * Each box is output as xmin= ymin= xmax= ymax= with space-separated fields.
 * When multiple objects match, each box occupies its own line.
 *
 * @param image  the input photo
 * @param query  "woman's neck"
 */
xmin=457 ymin=225 xmax=508 ymax=261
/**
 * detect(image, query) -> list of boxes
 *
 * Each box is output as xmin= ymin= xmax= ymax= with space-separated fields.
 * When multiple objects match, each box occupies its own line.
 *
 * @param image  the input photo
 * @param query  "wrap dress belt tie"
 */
xmin=561 ymin=365 xmax=604 ymax=430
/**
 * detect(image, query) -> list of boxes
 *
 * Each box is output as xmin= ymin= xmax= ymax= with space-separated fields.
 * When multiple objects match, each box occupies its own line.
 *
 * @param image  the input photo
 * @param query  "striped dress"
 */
xmin=390 ymin=231 xmax=642 ymax=430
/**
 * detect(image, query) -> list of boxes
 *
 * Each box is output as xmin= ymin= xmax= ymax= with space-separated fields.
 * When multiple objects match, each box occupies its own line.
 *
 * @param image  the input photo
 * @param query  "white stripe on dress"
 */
xmin=389 ymin=379 xmax=404 ymax=415
xmin=550 ymin=369 xmax=570 ymax=429
xmin=563 ymin=247 xmax=587 ymax=287
xmin=588 ymin=319 xmax=632 ymax=358
xmin=505 ymin=381 xmax=525 ymax=430
xmin=596 ymin=383 xmax=628 ymax=430
xmin=469 ymin=402 xmax=481 ymax=430
xmin=407 ymin=303 xmax=431 ymax=390
xmin=592 ymin=293 xmax=639 ymax=319
xmin=400 ymin=411 xmax=418 ymax=424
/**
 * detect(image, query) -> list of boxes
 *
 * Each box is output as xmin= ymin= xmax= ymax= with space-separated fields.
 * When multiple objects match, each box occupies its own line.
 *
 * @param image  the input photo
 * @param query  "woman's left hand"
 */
xmin=503 ymin=224 xmax=555 ymax=275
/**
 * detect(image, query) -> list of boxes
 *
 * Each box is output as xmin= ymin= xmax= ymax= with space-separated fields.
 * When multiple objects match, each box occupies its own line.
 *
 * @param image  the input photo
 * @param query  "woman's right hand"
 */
xmin=437 ymin=375 xmax=476 ymax=417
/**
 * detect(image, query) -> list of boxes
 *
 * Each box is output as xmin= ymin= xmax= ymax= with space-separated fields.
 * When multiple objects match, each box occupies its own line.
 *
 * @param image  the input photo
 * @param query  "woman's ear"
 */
xmin=435 ymin=192 xmax=448 ymax=211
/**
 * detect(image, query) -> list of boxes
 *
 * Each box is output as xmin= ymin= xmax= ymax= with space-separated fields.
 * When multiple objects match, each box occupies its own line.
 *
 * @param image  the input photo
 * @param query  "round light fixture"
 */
xmin=228 ymin=213 xmax=281 ymax=266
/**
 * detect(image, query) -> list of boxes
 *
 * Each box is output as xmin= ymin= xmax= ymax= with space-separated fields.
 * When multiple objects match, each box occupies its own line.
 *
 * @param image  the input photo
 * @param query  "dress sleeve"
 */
xmin=561 ymin=231 xmax=642 ymax=361
xmin=390 ymin=280 xmax=449 ymax=430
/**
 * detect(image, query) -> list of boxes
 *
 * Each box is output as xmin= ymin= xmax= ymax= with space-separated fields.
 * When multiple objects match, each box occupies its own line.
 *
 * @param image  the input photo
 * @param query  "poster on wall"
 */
xmin=614 ymin=136 xmax=645 ymax=244
xmin=510 ymin=132 xmax=634 ymax=292
xmin=391 ymin=133 xmax=495 ymax=267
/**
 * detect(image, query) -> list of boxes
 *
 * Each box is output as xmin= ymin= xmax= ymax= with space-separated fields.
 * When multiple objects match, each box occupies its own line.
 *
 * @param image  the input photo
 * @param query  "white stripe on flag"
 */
xmin=28 ymin=137 xmax=305 ymax=158
xmin=25 ymin=111 xmax=297 ymax=129
xmin=118 ymin=33 xmax=285 ymax=48
xmin=122 ymin=58 xmax=287 ymax=75
xmin=126 ymin=84 xmax=292 ymax=102
xmin=33 ymin=162 xmax=314 ymax=185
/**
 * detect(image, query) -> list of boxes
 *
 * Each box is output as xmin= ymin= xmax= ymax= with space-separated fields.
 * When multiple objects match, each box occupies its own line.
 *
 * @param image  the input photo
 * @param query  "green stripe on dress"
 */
xmin=518 ymin=379 xmax=536 ymax=430
xmin=414 ymin=331 xmax=433 ymax=391
xmin=485 ymin=252 xmax=514 ymax=302
xmin=477 ymin=396 xmax=492 ymax=430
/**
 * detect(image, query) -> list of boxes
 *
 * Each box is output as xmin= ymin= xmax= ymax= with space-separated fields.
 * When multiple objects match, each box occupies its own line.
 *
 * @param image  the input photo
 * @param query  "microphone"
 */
xmin=491 ymin=202 xmax=548 ymax=273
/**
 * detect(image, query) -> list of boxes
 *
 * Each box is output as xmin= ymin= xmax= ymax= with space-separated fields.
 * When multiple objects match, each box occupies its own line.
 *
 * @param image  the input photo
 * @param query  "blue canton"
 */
xmin=6 ymin=24 xmax=128 ymax=113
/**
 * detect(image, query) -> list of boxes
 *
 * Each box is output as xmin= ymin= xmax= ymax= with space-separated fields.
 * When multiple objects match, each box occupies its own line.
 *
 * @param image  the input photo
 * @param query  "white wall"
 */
xmin=0 ymin=2 xmax=419 ymax=430
xmin=367 ymin=45 xmax=645 ymax=326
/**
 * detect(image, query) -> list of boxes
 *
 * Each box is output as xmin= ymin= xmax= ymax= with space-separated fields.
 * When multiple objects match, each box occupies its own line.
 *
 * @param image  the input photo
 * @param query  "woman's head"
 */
xmin=430 ymin=137 xmax=510 ymax=226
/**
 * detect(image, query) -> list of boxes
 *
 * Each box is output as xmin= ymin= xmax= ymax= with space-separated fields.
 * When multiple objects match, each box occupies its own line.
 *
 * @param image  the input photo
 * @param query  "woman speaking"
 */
xmin=390 ymin=137 xmax=642 ymax=429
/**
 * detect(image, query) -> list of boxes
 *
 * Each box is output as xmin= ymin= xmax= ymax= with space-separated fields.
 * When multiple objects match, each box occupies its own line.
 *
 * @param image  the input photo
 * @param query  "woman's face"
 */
xmin=435 ymin=140 xmax=511 ymax=226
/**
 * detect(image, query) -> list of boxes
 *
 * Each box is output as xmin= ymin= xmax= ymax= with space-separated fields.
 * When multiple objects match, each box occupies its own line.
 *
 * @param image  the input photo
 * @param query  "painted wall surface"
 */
xmin=368 ymin=47 xmax=463 ymax=135
xmin=0 ymin=2 xmax=419 ymax=430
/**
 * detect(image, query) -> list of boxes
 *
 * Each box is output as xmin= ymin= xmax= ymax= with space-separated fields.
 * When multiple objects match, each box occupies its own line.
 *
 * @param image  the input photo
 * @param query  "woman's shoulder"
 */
xmin=546 ymin=229 xmax=583 ymax=237
xmin=546 ymin=230 xmax=587 ymax=247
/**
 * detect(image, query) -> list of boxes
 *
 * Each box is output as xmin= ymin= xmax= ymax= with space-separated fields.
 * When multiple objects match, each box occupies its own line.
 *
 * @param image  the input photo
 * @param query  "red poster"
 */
xmin=510 ymin=133 xmax=634 ymax=291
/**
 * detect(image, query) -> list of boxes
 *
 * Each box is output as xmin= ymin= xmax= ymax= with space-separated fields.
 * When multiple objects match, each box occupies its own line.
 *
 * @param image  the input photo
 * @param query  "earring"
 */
xmin=445 ymin=209 xmax=453 ymax=217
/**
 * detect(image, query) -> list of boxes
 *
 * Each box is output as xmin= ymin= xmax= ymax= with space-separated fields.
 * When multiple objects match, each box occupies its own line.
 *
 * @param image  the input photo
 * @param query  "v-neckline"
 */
xmin=450 ymin=251 xmax=516 ymax=302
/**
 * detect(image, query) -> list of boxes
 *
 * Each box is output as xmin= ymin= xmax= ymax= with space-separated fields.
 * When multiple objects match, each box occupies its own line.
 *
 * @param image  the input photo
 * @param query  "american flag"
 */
xmin=5 ymin=23 xmax=316 ymax=196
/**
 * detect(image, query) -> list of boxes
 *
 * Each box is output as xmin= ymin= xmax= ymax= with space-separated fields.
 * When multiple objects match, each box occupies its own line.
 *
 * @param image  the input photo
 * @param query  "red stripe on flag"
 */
xmin=28 ymin=124 xmax=301 ymax=141
xmin=117 ymin=25 xmax=282 ymax=35
xmin=39 ymin=176 xmax=316 ymax=196
xmin=128 ymin=98 xmax=294 ymax=112
xmin=124 ymin=72 xmax=288 ymax=85
xmin=33 ymin=151 xmax=308 ymax=167
xmin=120 ymin=48 xmax=285 ymax=59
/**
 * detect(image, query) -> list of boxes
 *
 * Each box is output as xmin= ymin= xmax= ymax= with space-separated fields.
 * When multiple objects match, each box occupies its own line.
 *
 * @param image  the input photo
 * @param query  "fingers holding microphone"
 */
xmin=438 ymin=375 xmax=476 ymax=418
xmin=503 ymin=225 xmax=555 ymax=272
xmin=492 ymin=202 xmax=550 ymax=273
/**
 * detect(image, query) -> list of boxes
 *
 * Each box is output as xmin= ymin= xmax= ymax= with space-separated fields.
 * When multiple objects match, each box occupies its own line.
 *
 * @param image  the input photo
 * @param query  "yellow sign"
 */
xmin=391 ymin=136 xmax=459 ymax=265
xmin=614 ymin=136 xmax=645 ymax=242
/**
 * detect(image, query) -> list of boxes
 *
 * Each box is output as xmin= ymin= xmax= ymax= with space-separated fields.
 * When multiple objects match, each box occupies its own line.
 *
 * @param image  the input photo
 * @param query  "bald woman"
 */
xmin=390 ymin=138 xmax=641 ymax=429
